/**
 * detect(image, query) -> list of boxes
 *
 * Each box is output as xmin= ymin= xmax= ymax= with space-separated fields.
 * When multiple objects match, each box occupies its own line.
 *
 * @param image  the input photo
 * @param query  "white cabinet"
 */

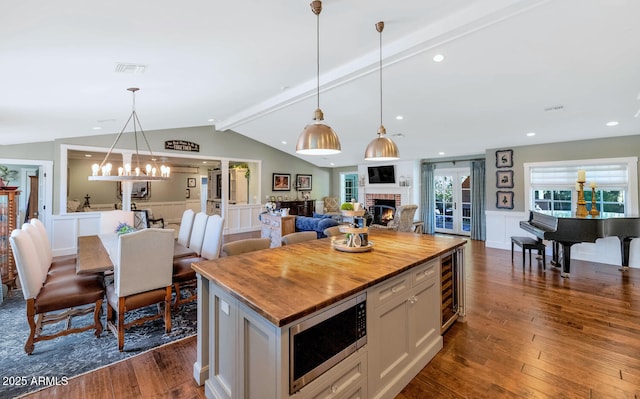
xmin=367 ymin=259 xmax=441 ymax=399
xmin=205 ymin=282 xmax=278 ymax=399
xmin=300 ymin=349 xmax=367 ymax=399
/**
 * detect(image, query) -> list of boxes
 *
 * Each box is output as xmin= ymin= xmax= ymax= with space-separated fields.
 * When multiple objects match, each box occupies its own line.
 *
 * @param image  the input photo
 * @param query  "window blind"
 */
xmin=530 ymin=163 xmax=628 ymax=187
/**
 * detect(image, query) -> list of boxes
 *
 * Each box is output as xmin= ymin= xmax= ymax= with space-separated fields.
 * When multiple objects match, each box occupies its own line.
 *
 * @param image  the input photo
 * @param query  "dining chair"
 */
xmin=221 ymin=238 xmax=271 ymax=257
xmin=99 ymin=210 xmax=134 ymax=234
xmin=323 ymin=225 xmax=343 ymax=237
xmin=172 ymin=215 xmax=224 ymax=309
xmin=174 ymin=212 xmax=208 ymax=259
xmin=105 ymin=228 xmax=174 ymax=351
xmin=10 ymin=229 xmax=105 ymax=354
xmin=176 ymin=209 xmax=196 ymax=247
xmin=21 ymin=223 xmax=77 ymax=282
xmin=281 ymin=231 xmax=317 ymax=246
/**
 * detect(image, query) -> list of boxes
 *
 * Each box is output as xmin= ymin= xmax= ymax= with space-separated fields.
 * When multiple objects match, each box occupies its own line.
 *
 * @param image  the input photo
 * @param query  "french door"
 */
xmin=434 ymin=168 xmax=471 ymax=235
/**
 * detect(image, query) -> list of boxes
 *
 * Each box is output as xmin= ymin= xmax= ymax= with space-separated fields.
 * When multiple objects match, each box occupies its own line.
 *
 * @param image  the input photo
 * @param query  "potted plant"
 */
xmin=0 ymin=165 xmax=18 ymax=188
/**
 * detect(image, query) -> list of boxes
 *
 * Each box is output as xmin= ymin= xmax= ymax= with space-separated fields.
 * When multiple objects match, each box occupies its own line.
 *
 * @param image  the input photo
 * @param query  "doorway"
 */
xmin=434 ymin=168 xmax=471 ymax=236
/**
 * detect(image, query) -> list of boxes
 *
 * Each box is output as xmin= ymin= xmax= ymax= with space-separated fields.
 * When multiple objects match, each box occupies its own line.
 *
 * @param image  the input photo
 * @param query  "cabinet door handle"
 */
xmin=331 ymin=384 xmax=339 ymax=393
xmin=408 ymin=296 xmax=418 ymax=304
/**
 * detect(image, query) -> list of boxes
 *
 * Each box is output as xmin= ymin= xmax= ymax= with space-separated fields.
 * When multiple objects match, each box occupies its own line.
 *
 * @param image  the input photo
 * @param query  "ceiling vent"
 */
xmin=114 ymin=63 xmax=147 ymax=74
xmin=543 ymin=104 xmax=564 ymax=112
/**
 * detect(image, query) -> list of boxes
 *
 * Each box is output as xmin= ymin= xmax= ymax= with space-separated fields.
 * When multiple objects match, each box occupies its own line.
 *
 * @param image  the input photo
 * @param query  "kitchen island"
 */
xmin=192 ymin=229 xmax=466 ymax=399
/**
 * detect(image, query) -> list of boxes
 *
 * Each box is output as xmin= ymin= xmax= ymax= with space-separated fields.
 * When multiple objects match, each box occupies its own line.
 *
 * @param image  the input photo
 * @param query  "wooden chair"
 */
xmin=105 ymin=228 xmax=175 ymax=351
xmin=221 ymin=238 xmax=271 ymax=257
xmin=370 ymin=204 xmax=418 ymax=232
xmin=172 ymin=215 xmax=224 ymax=309
xmin=281 ymin=231 xmax=317 ymax=246
xmin=10 ymin=229 xmax=105 ymax=355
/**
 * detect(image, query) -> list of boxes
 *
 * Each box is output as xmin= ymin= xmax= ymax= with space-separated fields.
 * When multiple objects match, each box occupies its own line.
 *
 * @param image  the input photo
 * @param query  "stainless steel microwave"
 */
xmin=289 ymin=292 xmax=367 ymax=394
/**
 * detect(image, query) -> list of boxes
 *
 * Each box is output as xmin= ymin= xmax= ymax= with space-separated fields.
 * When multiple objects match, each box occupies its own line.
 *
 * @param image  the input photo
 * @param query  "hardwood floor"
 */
xmin=23 ymin=238 xmax=640 ymax=398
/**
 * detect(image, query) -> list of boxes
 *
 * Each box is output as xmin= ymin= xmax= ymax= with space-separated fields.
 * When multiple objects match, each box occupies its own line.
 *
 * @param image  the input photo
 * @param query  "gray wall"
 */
xmin=0 ymin=126 xmax=333 ymax=214
xmin=486 ymin=134 xmax=640 ymax=212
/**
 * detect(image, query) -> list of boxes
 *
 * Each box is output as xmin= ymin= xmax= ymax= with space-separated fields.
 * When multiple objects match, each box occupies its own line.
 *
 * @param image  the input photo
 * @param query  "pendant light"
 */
xmin=364 ymin=21 xmax=399 ymax=161
xmin=88 ymin=88 xmax=170 ymax=181
xmin=296 ymin=0 xmax=341 ymax=156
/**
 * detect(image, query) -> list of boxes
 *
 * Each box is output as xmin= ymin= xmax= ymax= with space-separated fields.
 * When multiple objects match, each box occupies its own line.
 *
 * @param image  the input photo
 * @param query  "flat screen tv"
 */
xmin=368 ymin=165 xmax=395 ymax=184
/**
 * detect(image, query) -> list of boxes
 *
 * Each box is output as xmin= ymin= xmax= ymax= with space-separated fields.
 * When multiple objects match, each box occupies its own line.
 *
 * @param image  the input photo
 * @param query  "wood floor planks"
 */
xmin=22 ymin=237 xmax=640 ymax=398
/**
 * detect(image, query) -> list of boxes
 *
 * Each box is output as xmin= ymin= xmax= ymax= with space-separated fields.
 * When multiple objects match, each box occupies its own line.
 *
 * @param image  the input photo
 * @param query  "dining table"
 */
xmin=76 ymin=235 xmax=114 ymax=274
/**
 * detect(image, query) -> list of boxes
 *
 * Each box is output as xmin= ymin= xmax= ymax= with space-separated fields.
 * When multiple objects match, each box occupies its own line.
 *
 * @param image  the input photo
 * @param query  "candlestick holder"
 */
xmin=589 ymin=187 xmax=600 ymax=217
xmin=576 ymin=180 xmax=588 ymax=217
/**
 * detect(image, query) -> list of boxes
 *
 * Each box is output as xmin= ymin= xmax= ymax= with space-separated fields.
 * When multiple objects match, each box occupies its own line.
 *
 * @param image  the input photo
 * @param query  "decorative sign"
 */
xmin=165 ymin=140 xmax=200 ymax=152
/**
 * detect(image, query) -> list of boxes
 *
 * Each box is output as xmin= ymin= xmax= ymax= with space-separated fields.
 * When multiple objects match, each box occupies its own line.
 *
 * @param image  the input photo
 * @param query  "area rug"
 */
xmin=0 ymin=291 xmax=197 ymax=398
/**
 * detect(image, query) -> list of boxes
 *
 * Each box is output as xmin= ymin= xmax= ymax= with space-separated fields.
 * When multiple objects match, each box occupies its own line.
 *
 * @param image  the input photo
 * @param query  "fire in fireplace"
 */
xmin=371 ymin=199 xmax=395 ymax=225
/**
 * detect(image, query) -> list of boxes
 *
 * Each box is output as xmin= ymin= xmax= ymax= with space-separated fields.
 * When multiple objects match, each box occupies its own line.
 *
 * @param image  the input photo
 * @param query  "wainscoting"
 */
xmin=51 ymin=200 xmax=263 ymax=257
xmin=485 ymin=210 xmax=640 ymax=267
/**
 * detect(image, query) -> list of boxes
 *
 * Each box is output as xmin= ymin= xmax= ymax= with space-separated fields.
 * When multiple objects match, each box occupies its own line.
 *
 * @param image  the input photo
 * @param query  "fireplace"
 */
xmin=371 ymin=199 xmax=395 ymax=225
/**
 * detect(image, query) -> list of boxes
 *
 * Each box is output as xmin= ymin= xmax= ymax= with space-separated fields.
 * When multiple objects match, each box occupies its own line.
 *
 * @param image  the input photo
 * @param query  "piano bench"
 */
xmin=511 ymin=236 xmax=546 ymax=269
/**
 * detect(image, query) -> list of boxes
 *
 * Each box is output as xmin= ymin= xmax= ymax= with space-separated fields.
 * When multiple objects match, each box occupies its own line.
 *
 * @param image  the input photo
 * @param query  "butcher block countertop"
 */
xmin=192 ymin=229 xmax=466 ymax=327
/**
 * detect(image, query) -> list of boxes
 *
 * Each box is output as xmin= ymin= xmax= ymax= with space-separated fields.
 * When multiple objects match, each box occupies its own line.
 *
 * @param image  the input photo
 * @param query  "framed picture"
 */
xmin=117 ymin=181 xmax=150 ymax=199
xmin=496 ymin=149 xmax=513 ymax=168
xmin=496 ymin=170 xmax=514 ymax=188
xmin=187 ymin=177 xmax=196 ymax=188
xmin=296 ymin=174 xmax=312 ymax=191
xmin=496 ymin=191 xmax=514 ymax=209
xmin=272 ymin=173 xmax=291 ymax=191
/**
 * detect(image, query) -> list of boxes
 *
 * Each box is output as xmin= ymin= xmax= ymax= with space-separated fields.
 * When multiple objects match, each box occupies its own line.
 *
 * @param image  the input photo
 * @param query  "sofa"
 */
xmin=295 ymin=214 xmax=339 ymax=238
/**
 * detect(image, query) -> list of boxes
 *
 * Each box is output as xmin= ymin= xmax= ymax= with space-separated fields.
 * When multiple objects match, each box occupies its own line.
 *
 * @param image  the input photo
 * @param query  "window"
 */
xmin=524 ymin=157 xmax=638 ymax=217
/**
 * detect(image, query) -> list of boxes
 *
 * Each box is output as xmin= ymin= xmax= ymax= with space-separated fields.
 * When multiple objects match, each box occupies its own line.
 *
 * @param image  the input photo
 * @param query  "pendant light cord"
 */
xmin=379 ymin=25 xmax=383 ymax=130
xmin=316 ymin=8 xmax=320 ymax=110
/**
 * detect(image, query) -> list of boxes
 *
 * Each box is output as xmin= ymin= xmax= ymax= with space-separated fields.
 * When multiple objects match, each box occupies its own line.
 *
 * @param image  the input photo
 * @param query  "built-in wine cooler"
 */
xmin=441 ymin=247 xmax=464 ymax=333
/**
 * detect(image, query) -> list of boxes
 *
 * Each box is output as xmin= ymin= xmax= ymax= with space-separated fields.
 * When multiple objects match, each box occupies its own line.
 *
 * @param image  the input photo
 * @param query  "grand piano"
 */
xmin=520 ymin=211 xmax=640 ymax=277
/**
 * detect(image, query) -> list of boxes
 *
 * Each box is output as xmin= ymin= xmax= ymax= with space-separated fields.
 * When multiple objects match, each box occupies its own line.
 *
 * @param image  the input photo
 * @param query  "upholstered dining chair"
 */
xmin=370 ymin=204 xmax=418 ymax=232
xmin=221 ymin=238 xmax=271 ymax=257
xmin=99 ymin=210 xmax=134 ymax=234
xmin=172 ymin=215 xmax=224 ymax=309
xmin=174 ymin=212 xmax=208 ymax=259
xmin=21 ymin=222 xmax=77 ymax=282
xmin=10 ymin=229 xmax=105 ymax=354
xmin=281 ymin=231 xmax=317 ymax=246
xmin=176 ymin=209 xmax=195 ymax=247
xmin=105 ymin=228 xmax=175 ymax=351
xmin=323 ymin=225 xmax=343 ymax=237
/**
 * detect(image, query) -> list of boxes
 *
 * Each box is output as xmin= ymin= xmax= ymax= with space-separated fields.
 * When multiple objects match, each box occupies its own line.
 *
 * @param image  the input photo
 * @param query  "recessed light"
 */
xmin=438 ymin=151 xmax=445 ymax=156
xmin=281 ymin=141 xmax=287 ymax=145
xmin=84 ymin=154 xmax=92 ymax=158
xmin=433 ymin=54 xmax=445 ymax=63
xmin=395 ymin=115 xmax=403 ymax=120
xmin=92 ymin=127 xmax=102 ymax=130
xmin=329 ymin=162 xmax=335 ymax=166
xmin=606 ymin=121 xmax=619 ymax=127
xmin=526 ymin=132 xmax=536 ymax=137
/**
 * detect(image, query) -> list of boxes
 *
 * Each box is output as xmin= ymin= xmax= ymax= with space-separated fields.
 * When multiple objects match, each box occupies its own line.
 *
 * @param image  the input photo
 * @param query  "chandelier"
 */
xmin=295 ymin=0 xmax=341 ymax=156
xmin=88 ymin=88 xmax=170 ymax=182
xmin=364 ymin=21 xmax=399 ymax=161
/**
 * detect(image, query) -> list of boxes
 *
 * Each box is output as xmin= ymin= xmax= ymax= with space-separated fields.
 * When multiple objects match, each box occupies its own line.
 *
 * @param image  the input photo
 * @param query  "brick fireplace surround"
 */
xmin=365 ymin=194 xmax=402 ymax=209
